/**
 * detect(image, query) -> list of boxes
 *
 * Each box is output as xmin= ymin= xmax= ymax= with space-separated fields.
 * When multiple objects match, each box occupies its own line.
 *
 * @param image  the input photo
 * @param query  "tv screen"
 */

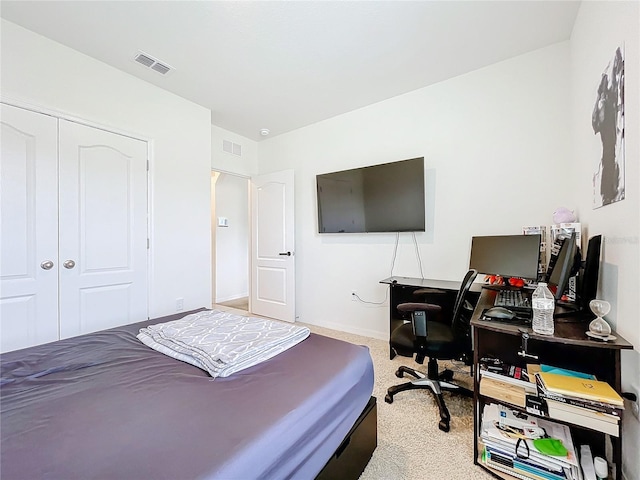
xmin=316 ymin=157 xmax=425 ymax=233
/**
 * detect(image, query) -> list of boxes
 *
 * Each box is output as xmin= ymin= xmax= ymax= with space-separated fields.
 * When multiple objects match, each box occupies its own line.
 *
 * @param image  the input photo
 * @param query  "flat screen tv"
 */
xmin=316 ymin=157 xmax=425 ymax=233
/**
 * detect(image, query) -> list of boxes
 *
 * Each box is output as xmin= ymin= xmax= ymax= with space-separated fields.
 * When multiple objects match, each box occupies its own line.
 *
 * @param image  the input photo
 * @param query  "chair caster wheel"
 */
xmin=440 ymin=370 xmax=454 ymax=382
xmin=395 ymin=370 xmax=403 ymax=378
xmin=438 ymin=420 xmax=450 ymax=432
xmin=385 ymin=394 xmax=393 ymax=404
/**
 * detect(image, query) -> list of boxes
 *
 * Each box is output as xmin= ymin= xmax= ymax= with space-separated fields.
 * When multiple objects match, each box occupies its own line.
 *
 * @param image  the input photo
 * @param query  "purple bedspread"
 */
xmin=0 ymin=309 xmax=374 ymax=479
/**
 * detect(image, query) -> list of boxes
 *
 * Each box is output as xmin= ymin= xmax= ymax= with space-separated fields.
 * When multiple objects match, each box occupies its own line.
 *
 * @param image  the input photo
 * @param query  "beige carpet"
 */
xmin=304 ymin=323 xmax=495 ymax=480
xmin=211 ymin=306 xmax=494 ymax=480
xmin=217 ymin=297 xmax=249 ymax=311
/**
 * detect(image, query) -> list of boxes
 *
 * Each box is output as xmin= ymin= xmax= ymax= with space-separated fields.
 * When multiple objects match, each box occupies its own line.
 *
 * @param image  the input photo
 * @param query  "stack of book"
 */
xmin=479 ymin=358 xmax=537 ymax=408
xmin=536 ymin=371 xmax=624 ymax=437
xmin=480 ymin=403 xmax=581 ymax=480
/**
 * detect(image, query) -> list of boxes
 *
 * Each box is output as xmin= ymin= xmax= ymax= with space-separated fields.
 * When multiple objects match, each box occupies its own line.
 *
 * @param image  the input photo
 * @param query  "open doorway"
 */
xmin=211 ymin=171 xmax=250 ymax=312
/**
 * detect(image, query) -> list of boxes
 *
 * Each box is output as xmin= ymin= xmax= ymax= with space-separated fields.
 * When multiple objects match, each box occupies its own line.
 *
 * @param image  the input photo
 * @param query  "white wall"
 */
xmin=1 ymin=20 xmax=213 ymax=318
xmin=211 ymin=124 xmax=259 ymax=176
xmin=257 ymin=42 xmax=572 ymax=339
xmin=569 ymin=2 xmax=639 ymax=479
xmin=210 ymin=126 xmax=256 ymax=306
xmin=214 ymin=173 xmax=249 ymax=303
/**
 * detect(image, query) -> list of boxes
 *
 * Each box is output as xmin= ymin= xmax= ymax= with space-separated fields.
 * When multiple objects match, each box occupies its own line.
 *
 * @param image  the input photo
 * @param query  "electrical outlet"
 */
xmin=176 ymin=297 xmax=184 ymax=311
xmin=351 ymin=291 xmax=357 ymax=302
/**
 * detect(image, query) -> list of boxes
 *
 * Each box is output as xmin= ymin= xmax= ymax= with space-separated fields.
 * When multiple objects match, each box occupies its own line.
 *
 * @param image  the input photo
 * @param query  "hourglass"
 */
xmin=587 ymin=299 xmax=615 ymax=341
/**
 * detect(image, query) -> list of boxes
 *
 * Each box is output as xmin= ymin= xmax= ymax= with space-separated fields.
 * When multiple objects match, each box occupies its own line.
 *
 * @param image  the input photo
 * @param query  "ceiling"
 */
xmin=1 ymin=1 xmax=580 ymax=141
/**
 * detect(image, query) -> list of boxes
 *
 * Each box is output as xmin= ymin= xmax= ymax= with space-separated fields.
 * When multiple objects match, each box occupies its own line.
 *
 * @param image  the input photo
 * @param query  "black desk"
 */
xmin=380 ymin=276 xmax=482 ymax=359
xmin=470 ymin=287 xmax=633 ymax=480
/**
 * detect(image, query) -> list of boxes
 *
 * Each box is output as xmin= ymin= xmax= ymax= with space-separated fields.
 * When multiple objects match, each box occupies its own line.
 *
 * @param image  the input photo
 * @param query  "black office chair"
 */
xmin=384 ymin=269 xmax=478 ymax=432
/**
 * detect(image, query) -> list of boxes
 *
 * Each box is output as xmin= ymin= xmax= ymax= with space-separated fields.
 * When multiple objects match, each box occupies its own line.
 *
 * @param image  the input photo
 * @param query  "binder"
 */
xmin=537 ymin=372 xmax=623 ymax=406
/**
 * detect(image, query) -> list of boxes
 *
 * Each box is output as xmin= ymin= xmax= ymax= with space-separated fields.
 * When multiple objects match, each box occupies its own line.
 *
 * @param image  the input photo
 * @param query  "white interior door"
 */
xmin=251 ymin=170 xmax=295 ymax=322
xmin=58 ymin=120 xmax=148 ymax=338
xmin=0 ymin=104 xmax=59 ymax=352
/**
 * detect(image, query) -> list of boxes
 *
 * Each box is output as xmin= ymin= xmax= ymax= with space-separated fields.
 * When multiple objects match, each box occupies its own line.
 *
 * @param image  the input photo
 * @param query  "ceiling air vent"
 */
xmin=134 ymin=53 xmax=155 ymax=67
xmin=151 ymin=63 xmax=171 ymax=75
xmin=133 ymin=51 xmax=173 ymax=76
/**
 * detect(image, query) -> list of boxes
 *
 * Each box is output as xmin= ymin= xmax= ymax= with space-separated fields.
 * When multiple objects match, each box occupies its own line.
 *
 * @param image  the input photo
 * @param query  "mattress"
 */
xmin=0 ymin=309 xmax=375 ymax=480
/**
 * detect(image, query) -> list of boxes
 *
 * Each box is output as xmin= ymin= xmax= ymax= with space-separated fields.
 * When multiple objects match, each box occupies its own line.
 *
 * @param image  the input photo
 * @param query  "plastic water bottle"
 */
xmin=532 ymin=282 xmax=555 ymax=335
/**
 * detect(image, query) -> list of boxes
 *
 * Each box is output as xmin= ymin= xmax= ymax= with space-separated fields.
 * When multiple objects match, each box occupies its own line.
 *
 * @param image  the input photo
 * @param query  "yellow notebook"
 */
xmin=538 ymin=372 xmax=623 ymax=406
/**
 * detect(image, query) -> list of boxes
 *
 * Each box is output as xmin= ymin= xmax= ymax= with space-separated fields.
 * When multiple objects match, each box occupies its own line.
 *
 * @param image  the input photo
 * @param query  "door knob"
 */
xmin=63 ymin=260 xmax=76 ymax=269
xmin=40 ymin=260 xmax=54 ymax=270
xmin=278 ymin=251 xmax=292 ymax=256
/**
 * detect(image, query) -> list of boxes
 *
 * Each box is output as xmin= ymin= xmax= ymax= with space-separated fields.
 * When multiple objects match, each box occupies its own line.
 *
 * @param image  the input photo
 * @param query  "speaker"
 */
xmin=579 ymin=235 xmax=602 ymax=310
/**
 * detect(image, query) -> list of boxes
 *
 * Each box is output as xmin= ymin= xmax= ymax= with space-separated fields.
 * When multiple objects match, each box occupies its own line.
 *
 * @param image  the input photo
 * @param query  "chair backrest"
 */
xmin=450 ymin=269 xmax=478 ymax=337
xmin=392 ymin=270 xmax=477 ymax=363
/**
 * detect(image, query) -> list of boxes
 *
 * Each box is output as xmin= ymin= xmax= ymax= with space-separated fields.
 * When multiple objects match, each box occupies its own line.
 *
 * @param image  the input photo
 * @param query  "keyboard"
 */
xmin=494 ymin=289 xmax=532 ymax=313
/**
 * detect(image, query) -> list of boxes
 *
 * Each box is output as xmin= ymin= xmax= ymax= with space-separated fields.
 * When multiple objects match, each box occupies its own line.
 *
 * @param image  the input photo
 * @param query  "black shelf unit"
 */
xmin=471 ymin=287 xmax=633 ymax=480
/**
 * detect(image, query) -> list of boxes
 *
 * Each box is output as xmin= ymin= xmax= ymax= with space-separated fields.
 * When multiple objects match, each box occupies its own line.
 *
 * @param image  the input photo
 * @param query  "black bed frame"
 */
xmin=316 ymin=396 xmax=377 ymax=480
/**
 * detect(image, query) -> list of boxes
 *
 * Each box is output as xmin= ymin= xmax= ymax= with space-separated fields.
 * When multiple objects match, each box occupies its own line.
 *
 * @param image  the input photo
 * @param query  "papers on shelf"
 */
xmin=479 ymin=359 xmax=538 ymax=393
xmin=545 ymin=400 xmax=619 ymax=437
xmin=481 ymin=403 xmax=581 ymax=480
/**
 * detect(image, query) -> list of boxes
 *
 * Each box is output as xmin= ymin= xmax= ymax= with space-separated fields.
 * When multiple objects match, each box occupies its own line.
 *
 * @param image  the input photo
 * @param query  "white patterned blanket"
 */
xmin=137 ymin=310 xmax=310 ymax=378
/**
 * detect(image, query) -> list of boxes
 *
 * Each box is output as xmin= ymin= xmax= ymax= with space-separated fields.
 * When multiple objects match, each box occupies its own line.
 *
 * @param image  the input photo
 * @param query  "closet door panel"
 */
xmin=58 ymin=120 xmax=148 ymax=338
xmin=0 ymin=104 xmax=59 ymax=352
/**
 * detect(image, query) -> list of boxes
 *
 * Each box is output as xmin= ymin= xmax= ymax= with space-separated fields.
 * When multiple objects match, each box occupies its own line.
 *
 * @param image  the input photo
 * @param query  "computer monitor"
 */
xmin=546 ymin=231 xmax=577 ymax=302
xmin=553 ymin=234 xmax=602 ymax=320
xmin=469 ymin=234 xmax=541 ymax=282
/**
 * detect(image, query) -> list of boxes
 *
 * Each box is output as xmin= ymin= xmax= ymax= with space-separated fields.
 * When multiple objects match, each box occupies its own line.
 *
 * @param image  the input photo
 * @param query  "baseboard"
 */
xmin=300 ymin=318 xmax=387 ymax=341
xmin=215 ymin=293 xmax=249 ymax=304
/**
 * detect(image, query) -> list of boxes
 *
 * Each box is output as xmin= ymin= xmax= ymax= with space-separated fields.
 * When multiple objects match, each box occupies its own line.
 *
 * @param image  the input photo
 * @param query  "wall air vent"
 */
xmin=133 ymin=51 xmax=173 ymax=76
xmin=223 ymin=140 xmax=242 ymax=156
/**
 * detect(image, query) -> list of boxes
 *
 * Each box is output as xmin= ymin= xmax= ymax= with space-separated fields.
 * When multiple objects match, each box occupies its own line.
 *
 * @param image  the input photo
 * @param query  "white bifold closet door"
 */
xmin=57 ymin=119 xmax=148 ymax=339
xmin=1 ymin=104 xmax=59 ymax=351
xmin=0 ymin=104 xmax=148 ymax=352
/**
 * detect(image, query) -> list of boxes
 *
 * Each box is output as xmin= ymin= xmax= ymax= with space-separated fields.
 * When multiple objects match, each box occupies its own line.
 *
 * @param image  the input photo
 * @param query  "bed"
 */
xmin=0 ymin=308 xmax=377 ymax=479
